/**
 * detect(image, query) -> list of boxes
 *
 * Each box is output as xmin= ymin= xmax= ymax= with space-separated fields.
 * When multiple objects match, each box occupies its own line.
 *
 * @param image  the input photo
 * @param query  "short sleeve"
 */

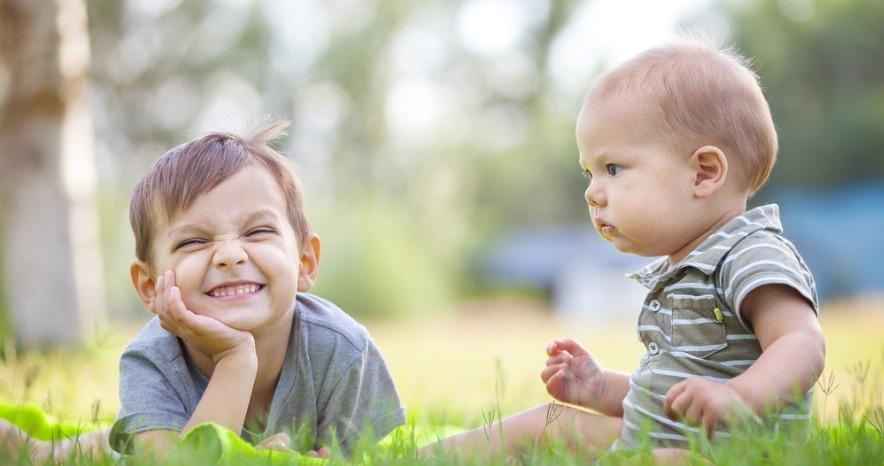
xmin=719 ymin=231 xmax=819 ymax=329
xmin=316 ymin=339 xmax=406 ymax=455
xmin=109 ymin=345 xmax=190 ymax=454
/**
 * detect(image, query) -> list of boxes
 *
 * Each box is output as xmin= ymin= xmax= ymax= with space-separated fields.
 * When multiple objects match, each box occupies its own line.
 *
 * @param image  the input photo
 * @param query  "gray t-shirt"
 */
xmin=110 ymin=293 xmax=406 ymax=455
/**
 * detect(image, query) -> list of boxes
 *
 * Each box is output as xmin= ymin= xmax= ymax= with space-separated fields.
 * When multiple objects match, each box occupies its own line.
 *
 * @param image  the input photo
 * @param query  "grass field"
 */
xmin=1 ymin=296 xmax=882 ymax=464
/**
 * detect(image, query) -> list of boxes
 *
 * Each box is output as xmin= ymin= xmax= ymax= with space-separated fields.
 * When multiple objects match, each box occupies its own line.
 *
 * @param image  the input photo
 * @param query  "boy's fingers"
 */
xmin=257 ymin=432 xmax=290 ymax=451
xmin=153 ymin=274 xmax=165 ymax=315
xmin=169 ymin=287 xmax=195 ymax=329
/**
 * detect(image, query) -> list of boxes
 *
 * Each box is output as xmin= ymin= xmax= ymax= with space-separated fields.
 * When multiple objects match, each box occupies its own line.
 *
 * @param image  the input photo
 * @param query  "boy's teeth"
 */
xmin=210 ymin=284 xmax=259 ymax=297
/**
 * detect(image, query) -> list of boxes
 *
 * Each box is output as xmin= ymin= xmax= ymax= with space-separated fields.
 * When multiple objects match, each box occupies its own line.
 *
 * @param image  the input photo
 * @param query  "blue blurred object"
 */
xmin=481 ymin=183 xmax=884 ymax=313
xmin=768 ymin=183 xmax=884 ymax=300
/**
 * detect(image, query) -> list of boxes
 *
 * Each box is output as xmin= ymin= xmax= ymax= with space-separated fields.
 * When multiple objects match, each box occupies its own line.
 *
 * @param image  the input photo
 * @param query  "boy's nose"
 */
xmin=212 ymin=241 xmax=248 ymax=269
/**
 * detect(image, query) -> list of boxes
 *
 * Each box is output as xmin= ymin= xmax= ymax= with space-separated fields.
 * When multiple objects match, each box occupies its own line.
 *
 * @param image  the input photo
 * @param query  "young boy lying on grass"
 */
xmin=426 ymin=40 xmax=826 ymax=463
xmin=1 ymin=122 xmax=406 ymax=461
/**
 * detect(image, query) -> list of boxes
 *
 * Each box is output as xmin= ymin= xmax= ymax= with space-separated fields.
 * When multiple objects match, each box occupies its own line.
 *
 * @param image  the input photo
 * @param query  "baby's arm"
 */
xmin=130 ymin=271 xmax=258 ymax=454
xmin=664 ymin=284 xmax=824 ymax=430
xmin=723 ymin=284 xmax=824 ymax=412
xmin=542 ymin=339 xmax=630 ymax=416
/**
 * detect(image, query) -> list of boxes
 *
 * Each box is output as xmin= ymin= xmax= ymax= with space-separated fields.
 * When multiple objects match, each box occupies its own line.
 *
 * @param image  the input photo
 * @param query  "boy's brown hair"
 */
xmin=588 ymin=40 xmax=778 ymax=195
xmin=130 ymin=120 xmax=311 ymax=269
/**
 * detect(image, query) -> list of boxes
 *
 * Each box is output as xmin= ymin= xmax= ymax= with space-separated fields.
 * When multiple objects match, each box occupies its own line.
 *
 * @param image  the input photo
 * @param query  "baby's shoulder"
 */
xmin=295 ymin=293 xmax=370 ymax=356
xmin=723 ymin=228 xmax=806 ymax=270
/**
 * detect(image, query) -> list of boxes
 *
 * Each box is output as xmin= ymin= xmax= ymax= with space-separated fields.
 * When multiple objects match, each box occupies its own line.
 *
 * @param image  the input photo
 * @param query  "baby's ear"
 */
xmin=691 ymin=145 xmax=728 ymax=198
xmin=130 ymin=260 xmax=157 ymax=308
xmin=297 ymin=233 xmax=321 ymax=292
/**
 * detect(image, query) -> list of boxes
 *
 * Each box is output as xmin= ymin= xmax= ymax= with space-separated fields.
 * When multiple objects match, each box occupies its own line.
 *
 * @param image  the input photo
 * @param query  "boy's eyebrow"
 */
xmin=242 ymin=208 xmax=281 ymax=225
xmin=166 ymin=223 xmax=207 ymax=238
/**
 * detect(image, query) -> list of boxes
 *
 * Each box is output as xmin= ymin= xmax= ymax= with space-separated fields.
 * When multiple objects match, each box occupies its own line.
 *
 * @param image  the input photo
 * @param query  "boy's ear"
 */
xmin=297 ymin=233 xmax=321 ymax=292
xmin=690 ymin=145 xmax=728 ymax=198
xmin=130 ymin=260 xmax=157 ymax=309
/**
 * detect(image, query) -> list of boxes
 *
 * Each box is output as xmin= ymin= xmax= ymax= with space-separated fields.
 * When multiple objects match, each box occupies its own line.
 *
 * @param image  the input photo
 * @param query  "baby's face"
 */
xmin=576 ymin=95 xmax=705 ymax=258
xmin=147 ymin=164 xmax=309 ymax=333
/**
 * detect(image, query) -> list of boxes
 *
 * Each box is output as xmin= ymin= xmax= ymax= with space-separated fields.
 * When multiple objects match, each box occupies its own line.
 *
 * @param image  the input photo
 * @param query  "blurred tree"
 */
xmin=0 ymin=0 xmax=106 ymax=346
xmin=721 ymin=0 xmax=884 ymax=190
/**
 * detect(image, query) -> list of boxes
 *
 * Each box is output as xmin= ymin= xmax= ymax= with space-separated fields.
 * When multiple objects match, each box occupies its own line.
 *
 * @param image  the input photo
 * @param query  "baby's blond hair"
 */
xmin=588 ymin=41 xmax=778 ymax=195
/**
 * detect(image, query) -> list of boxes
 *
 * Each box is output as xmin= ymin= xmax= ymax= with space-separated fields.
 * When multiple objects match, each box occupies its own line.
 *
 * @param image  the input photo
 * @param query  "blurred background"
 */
xmin=0 ymin=0 xmax=882 ymax=426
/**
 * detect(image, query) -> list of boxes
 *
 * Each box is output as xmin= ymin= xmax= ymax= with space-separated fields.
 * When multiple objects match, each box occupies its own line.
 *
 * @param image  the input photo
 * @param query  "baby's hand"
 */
xmin=663 ymin=377 xmax=760 ymax=436
xmin=152 ymin=270 xmax=255 ymax=362
xmin=540 ymin=338 xmax=606 ymax=408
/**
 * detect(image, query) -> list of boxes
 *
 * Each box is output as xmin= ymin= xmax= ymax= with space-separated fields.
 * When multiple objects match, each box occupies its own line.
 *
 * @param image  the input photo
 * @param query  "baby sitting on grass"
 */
xmin=427 ymin=40 xmax=825 ymax=463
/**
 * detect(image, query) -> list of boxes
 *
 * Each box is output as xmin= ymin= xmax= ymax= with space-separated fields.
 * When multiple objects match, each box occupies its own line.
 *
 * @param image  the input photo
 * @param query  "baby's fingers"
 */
xmin=663 ymin=382 xmax=687 ymax=420
xmin=545 ymin=353 xmax=572 ymax=367
xmin=540 ymin=363 xmax=565 ymax=383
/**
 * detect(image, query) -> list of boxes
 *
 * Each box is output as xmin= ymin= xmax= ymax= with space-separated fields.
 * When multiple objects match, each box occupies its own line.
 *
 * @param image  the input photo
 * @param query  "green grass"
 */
xmin=1 ymin=297 xmax=882 ymax=464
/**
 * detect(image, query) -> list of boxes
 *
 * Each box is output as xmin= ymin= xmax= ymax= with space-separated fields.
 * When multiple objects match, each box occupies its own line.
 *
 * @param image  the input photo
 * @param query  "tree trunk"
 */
xmin=0 ymin=0 xmax=105 ymax=347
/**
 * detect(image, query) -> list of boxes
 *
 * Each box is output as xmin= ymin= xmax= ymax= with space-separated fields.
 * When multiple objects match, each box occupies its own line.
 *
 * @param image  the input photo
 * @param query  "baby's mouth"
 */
xmin=207 ymin=283 xmax=265 ymax=298
xmin=596 ymin=221 xmax=618 ymax=237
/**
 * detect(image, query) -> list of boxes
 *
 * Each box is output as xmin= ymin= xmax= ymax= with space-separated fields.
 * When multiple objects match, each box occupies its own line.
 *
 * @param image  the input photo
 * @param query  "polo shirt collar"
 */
xmin=629 ymin=204 xmax=783 ymax=290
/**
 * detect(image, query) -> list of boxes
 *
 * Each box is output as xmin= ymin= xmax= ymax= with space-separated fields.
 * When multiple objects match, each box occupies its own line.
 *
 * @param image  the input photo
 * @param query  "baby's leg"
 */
xmin=422 ymin=403 xmax=622 ymax=460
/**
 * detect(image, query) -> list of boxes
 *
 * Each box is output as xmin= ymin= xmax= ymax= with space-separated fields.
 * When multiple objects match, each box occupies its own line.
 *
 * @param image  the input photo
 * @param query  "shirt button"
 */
xmin=649 ymin=299 xmax=662 ymax=312
xmin=648 ymin=342 xmax=659 ymax=354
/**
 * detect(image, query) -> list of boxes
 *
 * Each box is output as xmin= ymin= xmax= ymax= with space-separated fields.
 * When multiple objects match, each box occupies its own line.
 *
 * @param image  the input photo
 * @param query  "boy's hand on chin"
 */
xmin=663 ymin=377 xmax=760 ymax=436
xmin=153 ymin=270 xmax=255 ymax=362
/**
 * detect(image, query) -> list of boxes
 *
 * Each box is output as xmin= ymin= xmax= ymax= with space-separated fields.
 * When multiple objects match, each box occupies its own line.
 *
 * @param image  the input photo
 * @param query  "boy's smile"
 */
xmin=141 ymin=164 xmax=317 ymax=335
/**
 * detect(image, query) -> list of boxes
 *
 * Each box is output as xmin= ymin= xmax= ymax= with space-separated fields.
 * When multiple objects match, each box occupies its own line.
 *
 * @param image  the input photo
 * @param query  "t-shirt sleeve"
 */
xmin=719 ymin=231 xmax=819 ymax=330
xmin=316 ymin=338 xmax=406 ymax=455
xmin=108 ymin=345 xmax=190 ymax=454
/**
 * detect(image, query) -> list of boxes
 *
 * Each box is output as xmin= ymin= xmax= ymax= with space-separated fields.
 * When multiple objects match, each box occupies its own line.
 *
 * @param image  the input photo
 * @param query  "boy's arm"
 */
xmin=726 ymin=284 xmax=825 ymax=413
xmin=128 ymin=272 xmax=259 ymax=454
xmin=130 ymin=348 xmax=258 ymax=454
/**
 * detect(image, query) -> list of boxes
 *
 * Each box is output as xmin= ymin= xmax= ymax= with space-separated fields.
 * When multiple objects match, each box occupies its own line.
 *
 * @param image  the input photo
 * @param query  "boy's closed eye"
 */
xmin=174 ymin=238 xmax=206 ymax=251
xmin=245 ymin=227 xmax=275 ymax=237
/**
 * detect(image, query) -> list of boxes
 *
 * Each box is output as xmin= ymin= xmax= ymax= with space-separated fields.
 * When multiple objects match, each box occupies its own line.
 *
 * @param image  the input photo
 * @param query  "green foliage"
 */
xmin=310 ymin=197 xmax=454 ymax=318
xmin=722 ymin=0 xmax=884 ymax=189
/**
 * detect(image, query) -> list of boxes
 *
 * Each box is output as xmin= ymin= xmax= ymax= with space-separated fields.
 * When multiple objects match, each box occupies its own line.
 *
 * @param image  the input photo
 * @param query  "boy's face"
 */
xmin=135 ymin=164 xmax=318 ymax=334
xmin=576 ymin=95 xmax=706 ymax=258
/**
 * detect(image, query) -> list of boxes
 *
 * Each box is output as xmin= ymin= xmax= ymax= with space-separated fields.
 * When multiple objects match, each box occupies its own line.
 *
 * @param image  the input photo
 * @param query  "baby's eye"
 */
xmin=606 ymin=164 xmax=623 ymax=176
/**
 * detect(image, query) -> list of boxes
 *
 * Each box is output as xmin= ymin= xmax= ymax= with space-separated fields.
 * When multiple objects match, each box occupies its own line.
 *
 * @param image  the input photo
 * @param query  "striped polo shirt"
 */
xmin=616 ymin=204 xmax=819 ymax=450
